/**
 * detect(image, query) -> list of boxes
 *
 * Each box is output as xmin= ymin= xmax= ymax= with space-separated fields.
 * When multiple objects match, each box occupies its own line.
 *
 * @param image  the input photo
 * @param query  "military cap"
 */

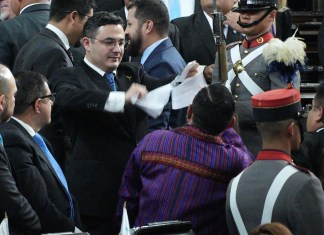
xmin=233 ymin=0 xmax=278 ymax=12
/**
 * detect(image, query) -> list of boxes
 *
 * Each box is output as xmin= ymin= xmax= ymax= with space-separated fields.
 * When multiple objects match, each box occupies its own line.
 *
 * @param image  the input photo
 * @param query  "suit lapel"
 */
xmin=144 ymin=39 xmax=173 ymax=70
xmin=40 ymin=28 xmax=74 ymax=65
xmin=196 ymin=11 xmax=216 ymax=60
xmin=20 ymin=3 xmax=50 ymax=14
xmin=11 ymin=119 xmax=69 ymax=194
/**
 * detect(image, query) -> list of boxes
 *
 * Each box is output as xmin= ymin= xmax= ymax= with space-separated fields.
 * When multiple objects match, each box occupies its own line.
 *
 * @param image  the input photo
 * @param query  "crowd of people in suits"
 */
xmin=0 ymin=0 xmax=324 ymax=234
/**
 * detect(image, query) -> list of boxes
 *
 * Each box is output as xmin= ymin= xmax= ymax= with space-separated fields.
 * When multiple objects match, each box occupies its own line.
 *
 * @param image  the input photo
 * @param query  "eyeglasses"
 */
xmin=89 ymin=38 xmax=126 ymax=49
xmin=304 ymin=104 xmax=321 ymax=115
xmin=65 ymin=10 xmax=91 ymax=19
xmin=40 ymin=93 xmax=56 ymax=103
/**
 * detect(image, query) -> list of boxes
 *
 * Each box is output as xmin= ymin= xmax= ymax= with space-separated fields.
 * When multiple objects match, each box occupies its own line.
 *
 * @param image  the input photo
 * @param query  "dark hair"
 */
xmin=14 ymin=71 xmax=48 ymax=115
xmin=315 ymin=80 xmax=324 ymax=107
xmin=128 ymin=0 xmax=169 ymax=37
xmin=191 ymin=84 xmax=235 ymax=135
xmin=83 ymin=11 xmax=125 ymax=39
xmin=249 ymin=222 xmax=292 ymax=235
xmin=49 ymin=0 xmax=96 ymax=22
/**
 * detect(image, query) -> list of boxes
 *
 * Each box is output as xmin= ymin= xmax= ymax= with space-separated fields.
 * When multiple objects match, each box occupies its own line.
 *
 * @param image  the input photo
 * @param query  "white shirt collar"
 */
xmin=11 ymin=117 xmax=36 ymax=137
xmin=46 ymin=24 xmax=70 ymax=50
xmin=140 ymin=37 xmax=168 ymax=64
xmin=124 ymin=6 xmax=128 ymax=20
xmin=316 ymin=127 xmax=324 ymax=133
xmin=84 ymin=57 xmax=116 ymax=76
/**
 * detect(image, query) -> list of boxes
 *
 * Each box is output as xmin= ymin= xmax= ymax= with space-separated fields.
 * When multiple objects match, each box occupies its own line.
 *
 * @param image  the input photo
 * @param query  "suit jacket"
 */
xmin=13 ymin=27 xmax=74 ymax=79
xmin=171 ymin=10 xmax=243 ymax=65
xmin=0 ymin=4 xmax=50 ymax=70
xmin=95 ymin=0 xmax=124 ymax=12
xmin=0 ymin=144 xmax=40 ymax=235
xmin=49 ymin=61 xmax=175 ymax=232
xmin=0 ymin=119 xmax=80 ymax=233
xmin=13 ymin=27 xmax=74 ymax=170
xmin=143 ymin=38 xmax=186 ymax=130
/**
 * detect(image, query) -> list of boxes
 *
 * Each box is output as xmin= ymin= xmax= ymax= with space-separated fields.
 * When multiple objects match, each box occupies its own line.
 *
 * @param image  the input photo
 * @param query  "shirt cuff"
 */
xmin=104 ymin=92 xmax=126 ymax=113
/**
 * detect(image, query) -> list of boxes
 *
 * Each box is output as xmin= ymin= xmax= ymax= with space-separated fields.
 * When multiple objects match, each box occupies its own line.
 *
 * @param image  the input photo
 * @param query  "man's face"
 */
xmin=1 ymin=74 xmax=16 ymax=123
xmin=239 ymin=10 xmax=275 ymax=37
xmin=71 ymin=9 xmax=94 ymax=46
xmin=84 ymin=24 xmax=125 ymax=72
xmin=125 ymin=7 xmax=143 ymax=57
xmin=306 ymin=99 xmax=323 ymax=132
xmin=0 ymin=0 xmax=16 ymax=21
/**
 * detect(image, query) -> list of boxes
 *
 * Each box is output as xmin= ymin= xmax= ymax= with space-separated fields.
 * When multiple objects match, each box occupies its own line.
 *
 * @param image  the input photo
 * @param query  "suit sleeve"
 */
xmin=50 ymin=67 xmax=110 ymax=113
xmin=4 ymin=134 xmax=75 ymax=233
xmin=0 ymin=25 xmax=14 ymax=69
xmin=0 ymin=151 xmax=41 ymax=233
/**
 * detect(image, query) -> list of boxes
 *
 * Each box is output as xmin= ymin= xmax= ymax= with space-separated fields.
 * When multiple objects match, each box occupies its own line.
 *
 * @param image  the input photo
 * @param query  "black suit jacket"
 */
xmin=95 ymin=0 xmax=124 ymax=12
xmin=0 ymin=4 xmax=50 ymax=70
xmin=0 ymin=144 xmax=40 ymax=234
xmin=171 ymin=10 xmax=243 ymax=65
xmin=13 ymin=27 xmax=74 ymax=79
xmin=0 ymin=119 xmax=80 ymax=233
xmin=49 ymin=61 xmax=174 ymax=232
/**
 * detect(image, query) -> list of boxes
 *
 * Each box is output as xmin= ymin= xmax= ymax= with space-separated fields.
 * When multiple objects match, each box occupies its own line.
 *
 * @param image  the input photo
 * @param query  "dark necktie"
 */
xmin=67 ymin=48 xmax=74 ymax=63
xmin=104 ymin=72 xmax=117 ymax=91
xmin=33 ymin=133 xmax=74 ymax=219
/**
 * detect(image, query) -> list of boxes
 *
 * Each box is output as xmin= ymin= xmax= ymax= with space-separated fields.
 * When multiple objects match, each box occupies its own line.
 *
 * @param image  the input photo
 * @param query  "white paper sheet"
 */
xmin=171 ymin=71 xmax=207 ymax=109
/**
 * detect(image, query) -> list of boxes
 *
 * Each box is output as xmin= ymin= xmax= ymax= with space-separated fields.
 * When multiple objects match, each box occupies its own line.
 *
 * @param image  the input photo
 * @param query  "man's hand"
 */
xmin=185 ymin=61 xmax=199 ymax=78
xmin=203 ymin=64 xmax=214 ymax=82
xmin=125 ymin=83 xmax=147 ymax=104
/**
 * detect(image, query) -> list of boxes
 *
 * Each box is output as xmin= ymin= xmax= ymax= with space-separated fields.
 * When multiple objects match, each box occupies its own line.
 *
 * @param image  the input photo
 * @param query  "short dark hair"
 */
xmin=191 ymin=84 xmax=235 ymax=135
xmin=50 ymin=0 xmax=96 ymax=22
xmin=14 ymin=71 xmax=48 ymax=115
xmin=128 ymin=0 xmax=169 ymax=37
xmin=315 ymin=80 xmax=324 ymax=107
xmin=83 ymin=11 xmax=125 ymax=39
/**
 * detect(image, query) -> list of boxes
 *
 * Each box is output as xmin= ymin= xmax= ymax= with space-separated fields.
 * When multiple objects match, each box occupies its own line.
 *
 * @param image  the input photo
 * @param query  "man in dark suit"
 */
xmin=126 ymin=0 xmax=186 ymax=130
xmin=0 ymin=71 xmax=82 ymax=233
xmin=292 ymin=81 xmax=324 ymax=186
xmin=50 ymin=12 xmax=197 ymax=235
xmin=0 ymin=64 xmax=41 ymax=234
xmin=171 ymin=0 xmax=243 ymax=79
xmin=13 ymin=0 xmax=96 ymax=172
xmin=0 ymin=0 xmax=50 ymax=70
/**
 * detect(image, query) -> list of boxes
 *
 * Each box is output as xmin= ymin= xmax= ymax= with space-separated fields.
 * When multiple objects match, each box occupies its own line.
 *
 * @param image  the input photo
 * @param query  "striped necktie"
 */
xmin=33 ymin=133 xmax=74 ymax=219
xmin=104 ymin=72 xmax=117 ymax=91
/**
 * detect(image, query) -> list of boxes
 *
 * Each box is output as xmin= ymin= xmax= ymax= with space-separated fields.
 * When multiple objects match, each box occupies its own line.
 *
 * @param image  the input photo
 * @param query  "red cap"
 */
xmin=252 ymin=88 xmax=301 ymax=122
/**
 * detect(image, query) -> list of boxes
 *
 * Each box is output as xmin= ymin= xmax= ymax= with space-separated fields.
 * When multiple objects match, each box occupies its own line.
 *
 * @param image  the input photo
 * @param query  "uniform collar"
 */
xmin=256 ymin=149 xmax=293 ymax=163
xmin=243 ymin=32 xmax=273 ymax=49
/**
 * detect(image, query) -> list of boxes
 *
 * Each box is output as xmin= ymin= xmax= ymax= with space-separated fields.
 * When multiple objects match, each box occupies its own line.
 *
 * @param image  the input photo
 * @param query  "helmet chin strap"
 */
xmin=237 ymin=8 xmax=273 ymax=28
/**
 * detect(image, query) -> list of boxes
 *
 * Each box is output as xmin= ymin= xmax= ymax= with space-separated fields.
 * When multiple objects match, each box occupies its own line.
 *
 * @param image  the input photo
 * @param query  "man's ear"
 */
xmin=82 ymin=37 xmax=91 ymax=51
xmin=0 ymin=95 xmax=5 ymax=112
xmin=287 ymin=121 xmax=295 ymax=137
xmin=33 ymin=99 xmax=41 ymax=114
xmin=228 ymin=116 xmax=236 ymax=128
xmin=318 ymin=106 xmax=324 ymax=123
xmin=144 ymin=20 xmax=154 ymax=34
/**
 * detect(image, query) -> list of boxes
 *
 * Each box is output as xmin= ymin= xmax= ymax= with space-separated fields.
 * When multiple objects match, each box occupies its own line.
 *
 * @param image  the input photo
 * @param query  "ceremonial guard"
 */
xmin=226 ymin=87 xmax=324 ymax=235
xmin=212 ymin=0 xmax=301 ymax=157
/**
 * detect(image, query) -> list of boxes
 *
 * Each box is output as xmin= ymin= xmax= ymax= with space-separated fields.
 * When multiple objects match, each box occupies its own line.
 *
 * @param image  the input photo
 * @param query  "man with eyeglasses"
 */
xmin=13 ymin=0 xmax=96 ymax=173
xmin=0 ymin=64 xmax=41 ymax=234
xmin=0 ymin=70 xmax=82 ymax=233
xmin=292 ymin=81 xmax=324 ymax=186
xmin=50 ymin=11 xmax=198 ymax=234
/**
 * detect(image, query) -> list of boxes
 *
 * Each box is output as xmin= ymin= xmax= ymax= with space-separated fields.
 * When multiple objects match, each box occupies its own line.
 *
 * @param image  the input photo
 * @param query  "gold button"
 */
xmin=236 ymin=83 xmax=240 ymax=87
xmin=244 ymin=50 xmax=249 ymax=54
xmin=234 ymin=95 xmax=238 ymax=99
